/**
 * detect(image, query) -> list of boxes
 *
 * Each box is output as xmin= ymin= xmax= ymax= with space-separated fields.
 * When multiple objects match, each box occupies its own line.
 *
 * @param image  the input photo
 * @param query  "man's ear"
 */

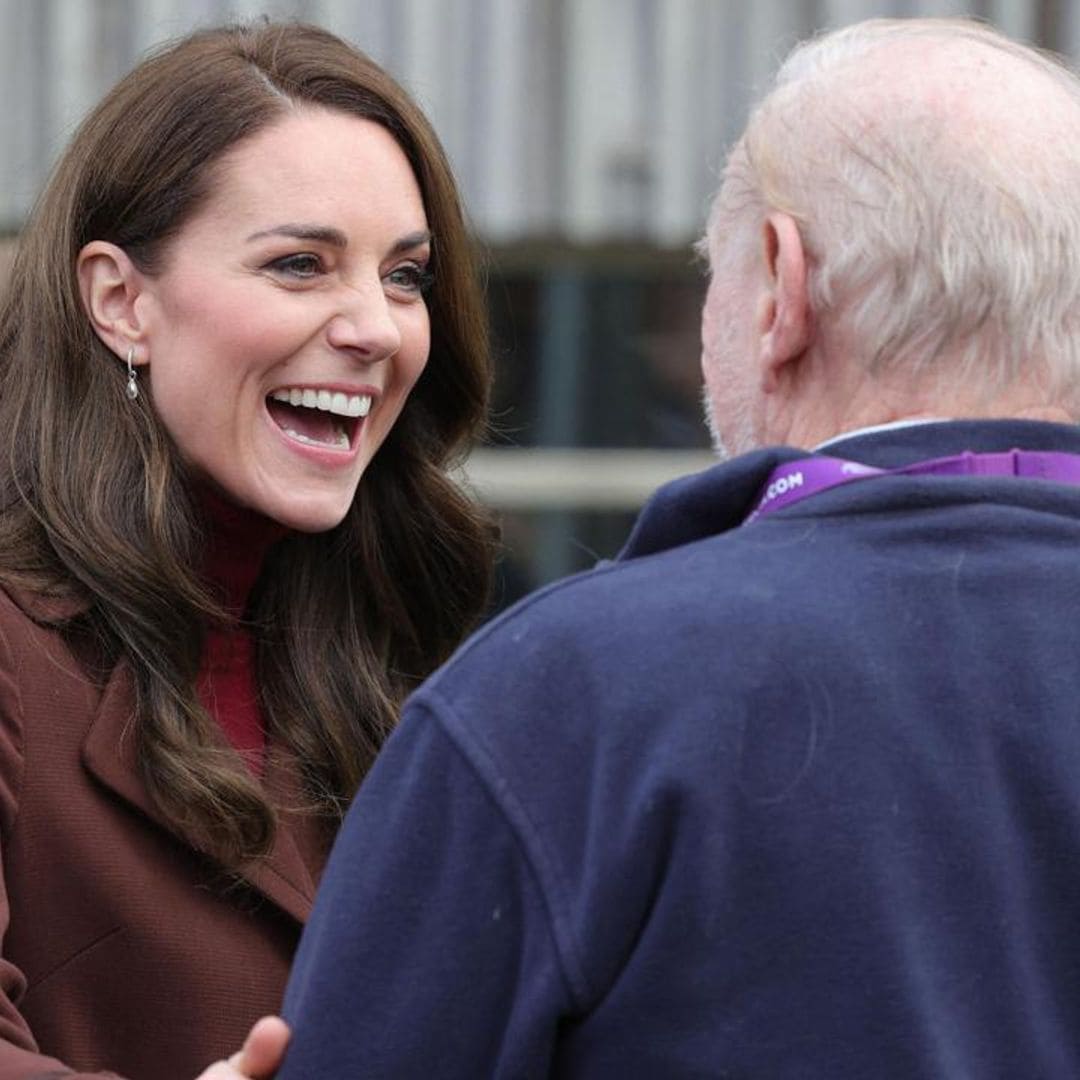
xmin=757 ymin=212 xmax=811 ymax=393
xmin=76 ymin=241 xmax=151 ymax=364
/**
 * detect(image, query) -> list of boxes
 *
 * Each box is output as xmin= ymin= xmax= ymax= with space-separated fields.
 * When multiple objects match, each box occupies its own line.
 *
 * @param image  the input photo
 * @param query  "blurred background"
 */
xmin=1 ymin=0 xmax=1076 ymax=609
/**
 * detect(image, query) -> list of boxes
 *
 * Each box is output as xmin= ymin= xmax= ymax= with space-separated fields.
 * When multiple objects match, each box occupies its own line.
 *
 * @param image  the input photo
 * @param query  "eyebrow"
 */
xmin=245 ymin=224 xmax=432 ymax=255
xmin=246 ymin=224 xmax=348 ymax=248
xmin=391 ymin=229 xmax=433 ymax=255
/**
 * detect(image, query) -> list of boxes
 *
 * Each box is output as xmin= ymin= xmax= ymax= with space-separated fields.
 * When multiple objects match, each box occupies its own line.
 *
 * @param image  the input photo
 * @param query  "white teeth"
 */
xmin=283 ymin=428 xmax=319 ymax=446
xmin=282 ymin=427 xmax=351 ymax=450
xmin=270 ymin=388 xmax=373 ymax=419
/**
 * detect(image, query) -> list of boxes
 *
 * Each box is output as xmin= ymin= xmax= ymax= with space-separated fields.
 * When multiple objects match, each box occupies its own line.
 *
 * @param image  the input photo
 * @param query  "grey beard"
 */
xmin=702 ymin=386 xmax=757 ymax=461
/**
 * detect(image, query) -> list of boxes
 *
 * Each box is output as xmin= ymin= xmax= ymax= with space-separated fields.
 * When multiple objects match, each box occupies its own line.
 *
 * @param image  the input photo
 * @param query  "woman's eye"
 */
xmin=385 ymin=263 xmax=434 ymax=297
xmin=266 ymin=253 xmax=324 ymax=278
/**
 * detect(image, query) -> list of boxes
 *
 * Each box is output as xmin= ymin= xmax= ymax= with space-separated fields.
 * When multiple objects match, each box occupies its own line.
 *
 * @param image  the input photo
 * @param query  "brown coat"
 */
xmin=0 ymin=585 xmax=328 ymax=1080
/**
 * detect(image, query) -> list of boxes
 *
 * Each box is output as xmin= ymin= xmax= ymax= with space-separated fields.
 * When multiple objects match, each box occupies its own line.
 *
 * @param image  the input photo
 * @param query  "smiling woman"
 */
xmin=78 ymin=108 xmax=436 ymax=534
xmin=0 ymin=20 xmax=494 ymax=1080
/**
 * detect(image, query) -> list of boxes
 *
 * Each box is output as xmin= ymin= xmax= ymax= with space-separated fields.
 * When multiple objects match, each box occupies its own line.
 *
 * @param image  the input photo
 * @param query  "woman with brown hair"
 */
xmin=0 ymin=19 xmax=494 ymax=1080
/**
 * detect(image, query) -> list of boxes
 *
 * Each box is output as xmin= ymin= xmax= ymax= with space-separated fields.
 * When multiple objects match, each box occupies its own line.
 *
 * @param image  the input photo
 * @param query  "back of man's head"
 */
xmin=706 ymin=18 xmax=1080 ymax=414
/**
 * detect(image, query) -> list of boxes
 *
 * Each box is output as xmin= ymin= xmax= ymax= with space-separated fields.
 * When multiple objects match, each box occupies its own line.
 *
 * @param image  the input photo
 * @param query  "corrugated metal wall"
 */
xmin=0 ymin=0 xmax=1074 ymax=243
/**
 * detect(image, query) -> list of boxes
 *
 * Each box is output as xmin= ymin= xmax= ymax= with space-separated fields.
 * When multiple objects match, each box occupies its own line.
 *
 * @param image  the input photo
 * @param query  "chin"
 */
xmin=261 ymin=495 xmax=354 ymax=534
xmin=282 ymin=509 xmax=352 ymax=534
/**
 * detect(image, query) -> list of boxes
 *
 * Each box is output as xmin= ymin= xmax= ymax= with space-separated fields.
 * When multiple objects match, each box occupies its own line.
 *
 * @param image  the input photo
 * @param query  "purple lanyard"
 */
xmin=746 ymin=450 xmax=1080 ymax=523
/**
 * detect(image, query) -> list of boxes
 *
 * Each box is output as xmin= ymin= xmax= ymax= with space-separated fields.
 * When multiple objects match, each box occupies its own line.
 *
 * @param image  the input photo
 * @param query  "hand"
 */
xmin=195 ymin=1015 xmax=291 ymax=1080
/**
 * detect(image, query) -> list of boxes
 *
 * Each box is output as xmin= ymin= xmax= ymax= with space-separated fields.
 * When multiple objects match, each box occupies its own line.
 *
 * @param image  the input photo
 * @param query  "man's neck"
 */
xmin=786 ymin=404 xmax=1077 ymax=452
xmin=814 ymin=417 xmax=946 ymax=451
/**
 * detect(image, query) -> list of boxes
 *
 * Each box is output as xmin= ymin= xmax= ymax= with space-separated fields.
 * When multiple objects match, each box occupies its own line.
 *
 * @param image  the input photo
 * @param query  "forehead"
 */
xmin=192 ymin=107 xmax=428 ymax=238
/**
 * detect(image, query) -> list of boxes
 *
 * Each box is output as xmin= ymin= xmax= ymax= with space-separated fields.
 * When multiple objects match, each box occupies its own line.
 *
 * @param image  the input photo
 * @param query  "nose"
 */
xmin=326 ymin=281 xmax=402 ymax=362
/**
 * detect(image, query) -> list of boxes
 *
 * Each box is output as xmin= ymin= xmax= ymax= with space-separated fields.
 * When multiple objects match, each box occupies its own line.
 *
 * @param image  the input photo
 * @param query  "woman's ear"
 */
xmin=76 ymin=241 xmax=150 ymax=363
xmin=757 ymin=212 xmax=812 ymax=394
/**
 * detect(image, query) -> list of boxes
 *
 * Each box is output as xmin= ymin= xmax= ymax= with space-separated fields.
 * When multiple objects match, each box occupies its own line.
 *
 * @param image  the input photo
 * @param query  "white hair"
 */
xmin=704 ymin=18 xmax=1080 ymax=405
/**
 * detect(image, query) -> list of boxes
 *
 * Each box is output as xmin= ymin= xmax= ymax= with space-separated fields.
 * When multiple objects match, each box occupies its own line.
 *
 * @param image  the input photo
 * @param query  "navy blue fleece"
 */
xmin=282 ymin=421 xmax=1080 ymax=1079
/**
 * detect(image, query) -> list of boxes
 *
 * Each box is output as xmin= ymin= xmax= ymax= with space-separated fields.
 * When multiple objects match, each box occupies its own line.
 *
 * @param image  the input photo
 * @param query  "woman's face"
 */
xmin=136 ymin=107 xmax=431 ymax=532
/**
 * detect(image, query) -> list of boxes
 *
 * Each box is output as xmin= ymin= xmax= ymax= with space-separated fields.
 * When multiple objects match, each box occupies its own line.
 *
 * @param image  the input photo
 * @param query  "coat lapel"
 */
xmin=81 ymin=658 xmax=318 ymax=924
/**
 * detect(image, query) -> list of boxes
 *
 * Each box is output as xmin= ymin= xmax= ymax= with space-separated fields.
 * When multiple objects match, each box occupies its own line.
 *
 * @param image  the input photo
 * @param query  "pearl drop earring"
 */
xmin=125 ymin=346 xmax=139 ymax=401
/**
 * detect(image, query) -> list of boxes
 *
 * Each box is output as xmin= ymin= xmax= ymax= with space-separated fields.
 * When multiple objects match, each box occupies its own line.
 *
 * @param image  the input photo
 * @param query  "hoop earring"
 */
xmin=125 ymin=345 xmax=139 ymax=401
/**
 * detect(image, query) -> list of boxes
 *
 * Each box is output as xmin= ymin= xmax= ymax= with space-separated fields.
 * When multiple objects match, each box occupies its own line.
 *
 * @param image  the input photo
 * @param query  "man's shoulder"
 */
xmin=416 ymin=497 xmax=843 ymax=749
xmin=442 ymin=514 xmax=755 ymax=669
xmin=439 ymin=445 xmax=808 ymax=667
xmin=416 ymin=420 xmax=1080 ymax=749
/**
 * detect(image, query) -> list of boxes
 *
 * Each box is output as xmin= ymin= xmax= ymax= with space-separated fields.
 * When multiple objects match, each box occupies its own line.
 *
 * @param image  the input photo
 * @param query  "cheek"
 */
xmin=406 ymin=342 xmax=430 ymax=394
xmin=364 ymin=315 xmax=430 ymax=446
xmin=397 ymin=312 xmax=431 ymax=393
xmin=700 ymin=313 xmax=722 ymax=378
xmin=700 ymin=287 xmax=723 ymax=359
xmin=154 ymin=270 xmax=308 ymax=365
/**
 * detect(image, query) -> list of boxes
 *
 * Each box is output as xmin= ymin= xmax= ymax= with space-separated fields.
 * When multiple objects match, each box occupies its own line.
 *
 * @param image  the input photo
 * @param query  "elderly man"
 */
xmin=280 ymin=18 xmax=1080 ymax=1078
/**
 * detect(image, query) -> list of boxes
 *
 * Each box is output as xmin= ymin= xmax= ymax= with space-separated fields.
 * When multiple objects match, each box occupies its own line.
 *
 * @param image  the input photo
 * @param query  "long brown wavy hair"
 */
xmin=0 ymin=21 xmax=495 ymax=867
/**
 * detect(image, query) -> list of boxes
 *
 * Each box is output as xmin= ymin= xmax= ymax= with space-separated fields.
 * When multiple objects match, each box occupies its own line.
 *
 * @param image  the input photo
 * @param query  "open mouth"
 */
xmin=266 ymin=387 xmax=372 ymax=451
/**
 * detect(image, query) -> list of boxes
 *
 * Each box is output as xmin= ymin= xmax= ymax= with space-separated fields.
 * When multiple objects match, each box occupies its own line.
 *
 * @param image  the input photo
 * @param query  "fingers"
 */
xmin=194 ymin=1063 xmax=245 ymax=1080
xmin=226 ymin=1015 xmax=292 ymax=1080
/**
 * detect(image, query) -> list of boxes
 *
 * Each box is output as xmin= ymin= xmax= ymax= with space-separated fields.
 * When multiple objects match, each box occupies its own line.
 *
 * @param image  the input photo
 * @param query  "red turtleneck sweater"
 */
xmin=195 ymin=488 xmax=287 ymax=775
